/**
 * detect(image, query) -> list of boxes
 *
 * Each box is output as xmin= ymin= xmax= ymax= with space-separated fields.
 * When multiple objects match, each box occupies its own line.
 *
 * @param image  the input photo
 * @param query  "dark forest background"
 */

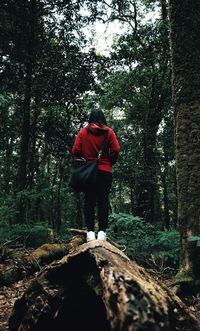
xmin=0 ymin=0 xmax=179 ymax=271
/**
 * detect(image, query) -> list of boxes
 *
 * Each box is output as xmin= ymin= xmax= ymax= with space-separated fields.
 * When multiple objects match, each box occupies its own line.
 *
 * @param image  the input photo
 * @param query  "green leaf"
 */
xmin=188 ymin=236 xmax=200 ymax=242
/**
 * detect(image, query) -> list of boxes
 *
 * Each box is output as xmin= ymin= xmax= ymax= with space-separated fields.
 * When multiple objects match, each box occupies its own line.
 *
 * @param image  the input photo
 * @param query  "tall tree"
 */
xmin=99 ymin=1 xmax=172 ymax=223
xmin=0 ymin=0 xmax=97 ymax=226
xmin=168 ymin=0 xmax=200 ymax=283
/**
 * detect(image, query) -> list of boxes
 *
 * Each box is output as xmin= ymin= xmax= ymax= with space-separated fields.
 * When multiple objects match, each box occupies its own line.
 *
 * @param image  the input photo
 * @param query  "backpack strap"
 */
xmin=98 ymin=131 xmax=108 ymax=159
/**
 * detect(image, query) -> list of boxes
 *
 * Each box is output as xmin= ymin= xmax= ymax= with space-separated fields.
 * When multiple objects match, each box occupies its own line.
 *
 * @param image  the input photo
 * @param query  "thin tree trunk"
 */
xmin=16 ymin=66 xmax=32 ymax=223
xmin=161 ymin=0 xmax=168 ymax=21
xmin=160 ymin=169 xmax=170 ymax=229
xmin=55 ymin=162 xmax=63 ymax=231
xmin=16 ymin=0 xmax=38 ymax=223
xmin=159 ymin=147 xmax=171 ymax=229
xmin=17 ymin=66 xmax=32 ymax=192
xmin=75 ymin=193 xmax=83 ymax=228
xmin=142 ymin=99 xmax=161 ymax=223
xmin=4 ymin=136 xmax=13 ymax=194
xmin=28 ymin=107 xmax=40 ymax=189
xmin=130 ymin=186 xmax=135 ymax=214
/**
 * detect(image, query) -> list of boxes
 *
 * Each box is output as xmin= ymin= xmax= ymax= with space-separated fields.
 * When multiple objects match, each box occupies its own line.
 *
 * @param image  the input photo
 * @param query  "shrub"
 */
xmin=107 ymin=213 xmax=180 ymax=270
xmin=0 ymin=222 xmax=49 ymax=248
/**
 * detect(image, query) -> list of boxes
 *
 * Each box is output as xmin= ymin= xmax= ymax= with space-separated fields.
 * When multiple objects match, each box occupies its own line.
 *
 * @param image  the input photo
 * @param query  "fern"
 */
xmin=107 ymin=213 xmax=180 ymax=270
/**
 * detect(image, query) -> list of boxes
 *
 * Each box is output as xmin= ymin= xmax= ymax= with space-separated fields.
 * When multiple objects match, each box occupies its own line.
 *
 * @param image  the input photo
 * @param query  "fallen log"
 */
xmin=9 ymin=240 xmax=200 ymax=331
xmin=0 ymin=234 xmax=85 ymax=286
xmin=0 ymin=229 xmax=125 ymax=287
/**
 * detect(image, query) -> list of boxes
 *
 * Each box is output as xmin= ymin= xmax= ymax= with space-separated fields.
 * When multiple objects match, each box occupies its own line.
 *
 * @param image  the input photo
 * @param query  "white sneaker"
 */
xmin=97 ymin=231 xmax=106 ymax=241
xmin=86 ymin=231 xmax=96 ymax=242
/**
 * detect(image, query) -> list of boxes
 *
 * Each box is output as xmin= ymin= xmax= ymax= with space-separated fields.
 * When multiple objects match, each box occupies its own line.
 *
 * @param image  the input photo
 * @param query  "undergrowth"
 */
xmin=107 ymin=213 xmax=180 ymax=272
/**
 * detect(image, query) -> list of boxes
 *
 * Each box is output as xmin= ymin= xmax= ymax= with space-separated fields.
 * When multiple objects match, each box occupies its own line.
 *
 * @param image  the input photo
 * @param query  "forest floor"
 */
xmin=0 ymin=247 xmax=200 ymax=331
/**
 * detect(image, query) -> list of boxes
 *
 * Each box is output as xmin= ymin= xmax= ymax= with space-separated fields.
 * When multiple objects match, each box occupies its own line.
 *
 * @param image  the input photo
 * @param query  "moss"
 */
xmin=168 ymin=0 xmax=200 ymax=104
xmin=171 ymin=269 xmax=194 ymax=286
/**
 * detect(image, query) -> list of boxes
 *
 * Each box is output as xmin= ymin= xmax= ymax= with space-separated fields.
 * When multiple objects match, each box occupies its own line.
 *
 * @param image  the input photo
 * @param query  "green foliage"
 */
xmin=0 ymin=197 xmax=49 ymax=248
xmin=0 ymin=94 xmax=12 ymax=107
xmin=188 ymin=236 xmax=200 ymax=247
xmin=0 ymin=221 xmax=49 ymax=248
xmin=107 ymin=213 xmax=180 ymax=270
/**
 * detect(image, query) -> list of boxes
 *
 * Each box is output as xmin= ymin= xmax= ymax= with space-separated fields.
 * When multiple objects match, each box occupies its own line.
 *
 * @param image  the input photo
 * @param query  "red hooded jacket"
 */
xmin=72 ymin=123 xmax=120 ymax=172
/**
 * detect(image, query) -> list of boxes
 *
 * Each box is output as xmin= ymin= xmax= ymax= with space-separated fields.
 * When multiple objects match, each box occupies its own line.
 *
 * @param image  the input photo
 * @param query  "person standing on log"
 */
xmin=72 ymin=109 xmax=120 ymax=242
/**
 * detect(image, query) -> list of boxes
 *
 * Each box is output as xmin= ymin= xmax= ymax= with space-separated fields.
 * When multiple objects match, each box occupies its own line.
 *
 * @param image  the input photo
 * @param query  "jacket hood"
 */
xmin=87 ymin=123 xmax=109 ymax=136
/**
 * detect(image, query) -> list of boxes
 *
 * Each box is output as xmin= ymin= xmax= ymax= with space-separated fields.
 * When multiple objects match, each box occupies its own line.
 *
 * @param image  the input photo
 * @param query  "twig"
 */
xmin=67 ymin=228 xmax=87 ymax=235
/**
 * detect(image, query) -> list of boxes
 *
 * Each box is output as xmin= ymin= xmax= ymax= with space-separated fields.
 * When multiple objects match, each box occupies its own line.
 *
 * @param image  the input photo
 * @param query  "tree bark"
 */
xmin=16 ymin=64 xmax=32 ymax=192
xmin=16 ymin=0 xmax=38 ymax=223
xmin=9 ymin=240 xmax=200 ymax=331
xmin=159 ymin=151 xmax=170 ymax=229
xmin=160 ymin=169 xmax=170 ymax=229
xmin=168 ymin=0 xmax=200 ymax=283
xmin=3 ymin=135 xmax=13 ymax=195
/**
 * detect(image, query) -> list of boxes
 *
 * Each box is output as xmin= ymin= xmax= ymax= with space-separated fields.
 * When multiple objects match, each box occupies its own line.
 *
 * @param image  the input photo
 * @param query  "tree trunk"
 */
xmin=9 ymin=240 xmax=200 ymax=331
xmin=17 ymin=65 xmax=32 ymax=192
xmin=168 ymin=0 xmax=200 ymax=284
xmin=141 ymin=105 xmax=161 ymax=223
xmin=4 ymin=135 xmax=13 ymax=195
xmin=162 ymin=173 xmax=170 ymax=230
xmin=15 ymin=66 xmax=32 ymax=223
xmin=28 ymin=106 xmax=40 ymax=190
xmin=16 ymin=0 xmax=38 ymax=223
xmin=75 ymin=192 xmax=83 ymax=228
xmin=159 ymin=154 xmax=170 ymax=229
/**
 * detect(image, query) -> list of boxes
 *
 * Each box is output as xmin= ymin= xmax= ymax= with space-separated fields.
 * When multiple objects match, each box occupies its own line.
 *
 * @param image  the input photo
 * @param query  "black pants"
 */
xmin=84 ymin=170 xmax=112 ymax=231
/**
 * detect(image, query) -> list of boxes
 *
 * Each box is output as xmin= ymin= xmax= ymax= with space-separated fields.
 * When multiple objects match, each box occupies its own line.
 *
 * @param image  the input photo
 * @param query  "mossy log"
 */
xmin=9 ymin=240 xmax=200 ymax=331
xmin=0 ymin=229 xmax=124 ymax=286
xmin=0 ymin=234 xmax=85 ymax=286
